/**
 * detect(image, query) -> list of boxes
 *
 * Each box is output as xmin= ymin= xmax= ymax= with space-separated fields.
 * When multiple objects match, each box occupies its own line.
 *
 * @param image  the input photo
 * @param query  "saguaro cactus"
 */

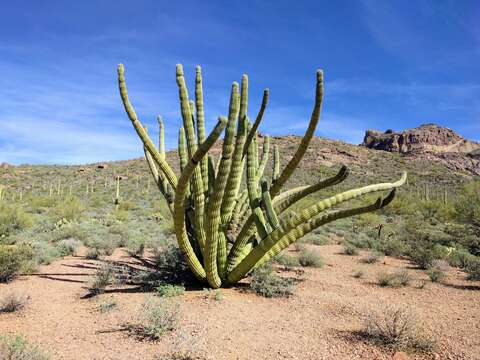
xmin=118 ymin=64 xmax=406 ymax=288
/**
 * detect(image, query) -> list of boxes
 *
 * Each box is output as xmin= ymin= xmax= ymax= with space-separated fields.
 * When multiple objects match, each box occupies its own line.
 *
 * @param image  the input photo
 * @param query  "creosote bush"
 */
xmin=250 ymin=263 xmax=295 ymax=298
xmin=118 ymin=62 xmax=406 ymax=288
xmin=363 ymin=304 xmax=434 ymax=351
xmin=137 ymin=297 xmax=180 ymax=339
xmin=0 ymin=335 xmax=49 ymax=360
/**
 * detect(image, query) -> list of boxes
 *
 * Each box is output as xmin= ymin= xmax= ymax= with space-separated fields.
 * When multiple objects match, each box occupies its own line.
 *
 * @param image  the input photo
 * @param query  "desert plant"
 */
xmin=249 ymin=263 xmax=295 ymax=298
xmin=363 ymin=304 xmax=434 ymax=351
xmin=118 ymin=63 xmax=406 ymax=288
xmin=89 ymin=264 xmax=115 ymax=295
xmin=0 ymin=204 xmax=33 ymax=237
xmin=98 ymin=298 xmax=117 ymax=313
xmin=343 ymin=242 xmax=359 ymax=256
xmin=0 ymin=245 xmax=32 ymax=283
xmin=465 ymin=257 xmax=480 ymax=281
xmin=426 ymin=259 xmax=448 ymax=283
xmin=0 ymin=335 xmax=49 ymax=360
xmin=363 ymin=251 xmax=383 ymax=264
xmin=0 ymin=291 xmax=28 ymax=313
xmin=156 ymin=284 xmax=185 ymax=298
xmin=377 ymin=269 xmax=410 ymax=287
xmin=274 ymin=253 xmax=300 ymax=267
xmin=137 ymin=297 xmax=180 ymax=339
xmin=298 ymin=249 xmax=324 ymax=267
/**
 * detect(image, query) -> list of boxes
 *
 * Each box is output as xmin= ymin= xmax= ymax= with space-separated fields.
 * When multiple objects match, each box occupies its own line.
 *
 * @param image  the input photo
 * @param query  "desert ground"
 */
xmin=1 ymin=243 xmax=478 ymax=360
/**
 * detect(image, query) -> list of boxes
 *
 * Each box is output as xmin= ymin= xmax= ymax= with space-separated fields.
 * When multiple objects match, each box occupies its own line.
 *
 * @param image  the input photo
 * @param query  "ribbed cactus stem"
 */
xmin=243 ymin=88 xmax=269 ymax=157
xmin=273 ymin=145 xmax=280 ymax=181
xmin=157 ymin=116 xmax=165 ymax=159
xmin=195 ymin=66 xmax=209 ymax=191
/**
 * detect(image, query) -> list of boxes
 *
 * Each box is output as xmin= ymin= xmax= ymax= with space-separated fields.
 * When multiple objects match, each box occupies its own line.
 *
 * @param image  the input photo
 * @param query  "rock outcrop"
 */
xmin=362 ymin=124 xmax=480 ymax=154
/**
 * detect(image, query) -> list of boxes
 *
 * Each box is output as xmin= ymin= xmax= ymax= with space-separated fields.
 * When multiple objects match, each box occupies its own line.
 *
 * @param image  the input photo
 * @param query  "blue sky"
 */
xmin=1 ymin=1 xmax=479 ymax=164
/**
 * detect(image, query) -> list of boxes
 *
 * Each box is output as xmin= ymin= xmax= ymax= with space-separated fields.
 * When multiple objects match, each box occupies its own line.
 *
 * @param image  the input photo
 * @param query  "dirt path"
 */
xmin=0 ymin=245 xmax=479 ymax=360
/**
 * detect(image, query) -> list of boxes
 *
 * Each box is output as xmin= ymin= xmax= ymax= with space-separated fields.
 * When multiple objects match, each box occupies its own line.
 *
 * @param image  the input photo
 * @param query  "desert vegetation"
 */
xmin=0 ymin=65 xmax=479 ymax=360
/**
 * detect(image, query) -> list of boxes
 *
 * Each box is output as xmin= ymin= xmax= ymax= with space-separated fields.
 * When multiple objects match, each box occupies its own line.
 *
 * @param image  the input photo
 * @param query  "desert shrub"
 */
xmin=363 ymin=251 xmax=383 ymax=264
xmin=377 ymin=269 xmax=410 ymax=287
xmin=0 ymin=204 xmax=33 ymax=237
xmin=89 ymin=264 xmax=115 ymax=295
xmin=137 ymin=297 xmax=180 ymax=339
xmin=250 ymin=263 xmax=295 ymax=298
xmin=154 ymin=243 xmax=189 ymax=275
xmin=343 ymin=243 xmax=358 ymax=256
xmin=0 ymin=245 xmax=33 ymax=283
xmin=98 ymin=298 xmax=117 ymax=313
xmin=155 ymin=330 xmax=208 ymax=360
xmin=51 ymin=196 xmax=85 ymax=222
xmin=0 ymin=335 xmax=49 ymax=360
xmin=29 ymin=240 xmax=58 ymax=266
xmin=127 ymin=235 xmax=145 ymax=257
xmin=426 ymin=260 xmax=448 ymax=283
xmin=302 ymin=233 xmax=329 ymax=246
xmin=447 ymin=247 xmax=475 ymax=268
xmin=293 ymin=241 xmax=307 ymax=252
xmin=55 ymin=238 xmax=80 ymax=257
xmin=379 ymin=237 xmax=408 ymax=257
xmin=50 ymin=224 xmax=88 ymax=243
xmin=118 ymin=200 xmax=137 ymax=211
xmin=363 ymin=304 xmax=434 ymax=351
xmin=356 ymin=212 xmax=381 ymax=228
xmin=112 ymin=209 xmax=129 ymax=222
xmin=274 ymin=253 xmax=300 ymax=267
xmin=465 ymin=257 xmax=480 ymax=281
xmin=0 ymin=291 xmax=28 ymax=313
xmin=156 ymin=284 xmax=185 ymax=298
xmin=298 ymin=249 xmax=324 ymax=267
xmin=352 ymin=269 xmax=365 ymax=278
xmin=85 ymin=247 xmax=100 ymax=260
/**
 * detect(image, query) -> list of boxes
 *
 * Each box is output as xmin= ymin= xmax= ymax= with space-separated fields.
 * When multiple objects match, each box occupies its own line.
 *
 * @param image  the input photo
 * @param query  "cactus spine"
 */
xmin=118 ymin=63 xmax=406 ymax=288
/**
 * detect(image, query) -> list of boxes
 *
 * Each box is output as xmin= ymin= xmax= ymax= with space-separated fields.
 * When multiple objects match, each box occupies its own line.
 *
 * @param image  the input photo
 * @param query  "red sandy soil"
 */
xmin=0 ymin=244 xmax=479 ymax=360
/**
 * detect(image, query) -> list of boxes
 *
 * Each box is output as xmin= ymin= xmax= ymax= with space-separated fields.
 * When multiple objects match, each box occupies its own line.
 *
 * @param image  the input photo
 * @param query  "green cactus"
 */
xmin=118 ymin=63 xmax=406 ymax=288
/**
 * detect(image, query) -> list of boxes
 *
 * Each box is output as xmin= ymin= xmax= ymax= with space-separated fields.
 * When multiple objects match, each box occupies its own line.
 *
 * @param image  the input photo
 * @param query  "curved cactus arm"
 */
xmin=221 ymin=75 xmax=249 ymax=227
xmin=243 ymin=88 xmax=269 ymax=157
xmin=205 ymin=83 xmax=240 ymax=288
xmin=274 ymin=165 xmax=349 ymax=214
xmin=157 ymin=116 xmax=165 ymax=159
xmin=227 ymin=173 xmax=406 ymax=282
xmin=144 ymin=147 xmax=174 ymax=213
xmin=270 ymin=70 xmax=324 ymax=197
xmin=174 ymin=117 xmax=227 ymax=281
xmin=195 ymin=66 xmax=209 ymax=191
xmin=261 ymin=178 xmax=280 ymax=229
xmin=227 ymin=189 xmax=397 ymax=283
xmin=255 ymin=190 xmax=397 ymax=268
xmin=207 ymin=154 xmax=216 ymax=200
xmin=118 ymin=64 xmax=178 ymax=189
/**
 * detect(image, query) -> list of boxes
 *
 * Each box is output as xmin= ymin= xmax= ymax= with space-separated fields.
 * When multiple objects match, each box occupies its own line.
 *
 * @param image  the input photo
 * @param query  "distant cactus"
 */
xmin=118 ymin=64 xmax=406 ymax=288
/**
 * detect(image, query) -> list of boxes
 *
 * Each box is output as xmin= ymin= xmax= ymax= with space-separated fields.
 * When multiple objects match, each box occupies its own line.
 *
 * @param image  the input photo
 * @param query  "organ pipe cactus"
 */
xmin=117 ymin=64 xmax=406 ymax=288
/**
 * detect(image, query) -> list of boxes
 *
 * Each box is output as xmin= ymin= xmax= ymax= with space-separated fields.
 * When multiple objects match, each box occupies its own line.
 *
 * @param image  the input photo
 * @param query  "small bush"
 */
xmin=98 ymin=298 xmax=117 ymax=313
xmin=0 ymin=245 xmax=32 ymax=283
xmin=377 ymin=269 xmax=410 ymax=287
xmin=426 ymin=260 xmax=448 ymax=283
xmin=380 ymin=237 xmax=408 ymax=257
xmin=363 ymin=304 xmax=434 ymax=351
xmin=343 ymin=243 xmax=358 ymax=256
xmin=363 ymin=251 xmax=383 ymax=264
xmin=89 ymin=264 xmax=115 ymax=295
xmin=56 ymin=238 xmax=80 ymax=257
xmin=448 ymin=248 xmax=475 ymax=268
xmin=202 ymin=289 xmax=223 ymax=301
xmin=85 ymin=248 xmax=100 ymax=260
xmin=353 ymin=269 xmax=365 ymax=278
xmin=0 ymin=335 xmax=49 ymax=360
xmin=298 ymin=249 xmax=324 ymax=268
xmin=0 ymin=291 xmax=28 ymax=313
xmin=250 ymin=264 xmax=295 ymax=298
xmin=156 ymin=284 xmax=185 ymax=298
xmin=137 ymin=297 xmax=180 ymax=339
xmin=51 ymin=196 xmax=85 ymax=222
xmin=0 ymin=204 xmax=33 ymax=237
xmin=302 ymin=234 xmax=329 ymax=246
xmin=274 ymin=253 xmax=300 ymax=267
xmin=465 ymin=257 xmax=480 ymax=281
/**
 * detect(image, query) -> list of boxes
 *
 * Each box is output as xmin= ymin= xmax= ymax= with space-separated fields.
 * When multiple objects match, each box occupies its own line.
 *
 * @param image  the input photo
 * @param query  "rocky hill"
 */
xmin=362 ymin=124 xmax=480 ymax=175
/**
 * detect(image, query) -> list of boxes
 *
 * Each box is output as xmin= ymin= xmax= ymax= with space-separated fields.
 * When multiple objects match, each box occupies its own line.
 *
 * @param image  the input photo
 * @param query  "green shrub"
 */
xmin=0 ymin=335 xmax=49 ymax=360
xmin=274 ymin=253 xmax=300 ymax=267
xmin=298 ymin=249 xmax=324 ymax=267
xmin=137 ymin=297 xmax=180 ymax=339
xmin=51 ymin=196 xmax=85 ymax=222
xmin=343 ymin=243 xmax=358 ymax=256
xmin=302 ymin=233 xmax=329 ymax=246
xmin=363 ymin=251 xmax=383 ymax=264
xmin=426 ymin=260 xmax=448 ymax=283
xmin=0 ymin=291 xmax=28 ymax=313
xmin=379 ymin=237 xmax=408 ymax=257
xmin=363 ymin=304 xmax=435 ymax=351
xmin=156 ymin=284 xmax=185 ymax=298
xmin=377 ymin=269 xmax=410 ymax=287
xmin=89 ymin=264 xmax=115 ymax=295
xmin=250 ymin=264 xmax=295 ymax=298
xmin=0 ymin=245 xmax=32 ymax=283
xmin=465 ymin=257 xmax=480 ymax=281
xmin=0 ymin=204 xmax=33 ymax=237
xmin=98 ymin=298 xmax=117 ymax=313
xmin=85 ymin=247 xmax=100 ymax=260
xmin=55 ymin=238 xmax=80 ymax=257
xmin=447 ymin=248 xmax=474 ymax=268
